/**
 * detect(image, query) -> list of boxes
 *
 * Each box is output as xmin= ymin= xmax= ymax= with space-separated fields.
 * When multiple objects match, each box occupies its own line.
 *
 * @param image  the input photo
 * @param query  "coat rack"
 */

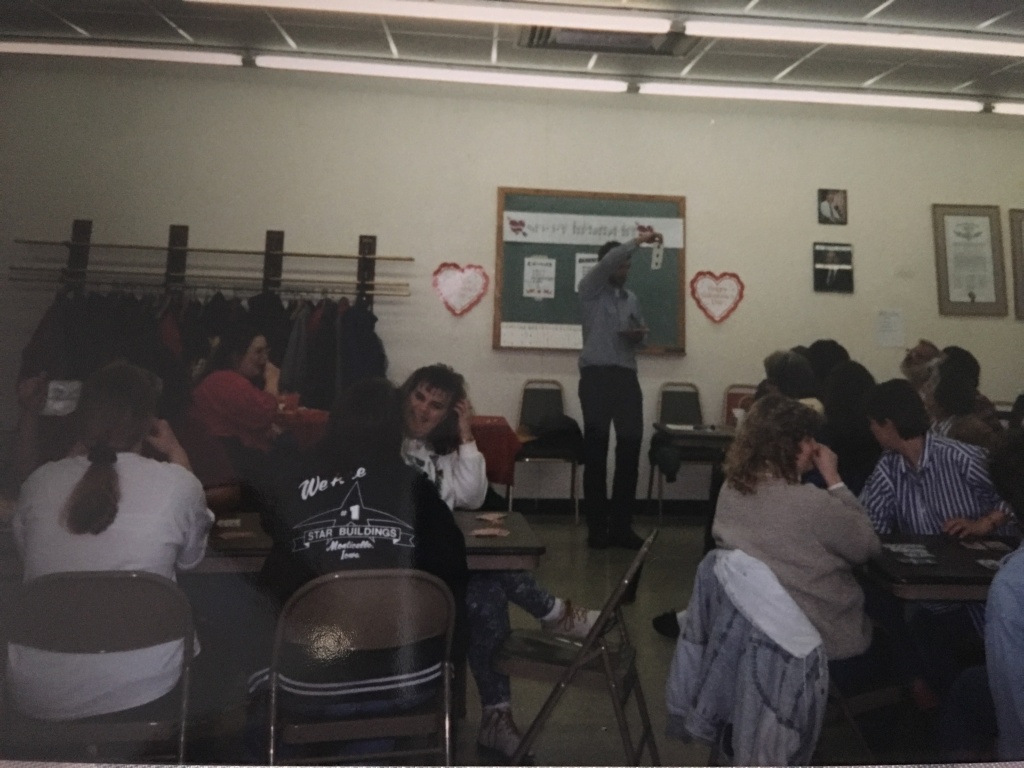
xmin=11 ymin=219 xmax=413 ymax=312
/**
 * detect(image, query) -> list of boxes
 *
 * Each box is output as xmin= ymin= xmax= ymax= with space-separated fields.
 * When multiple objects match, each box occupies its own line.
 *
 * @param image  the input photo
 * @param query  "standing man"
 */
xmin=578 ymin=231 xmax=662 ymax=549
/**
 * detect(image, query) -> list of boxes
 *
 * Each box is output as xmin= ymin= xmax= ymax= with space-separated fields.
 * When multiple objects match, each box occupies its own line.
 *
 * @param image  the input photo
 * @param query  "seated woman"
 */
xmin=253 ymin=378 xmax=467 ymax=723
xmin=8 ymin=362 xmax=214 ymax=721
xmin=399 ymin=364 xmax=599 ymax=760
xmin=192 ymin=323 xmax=282 ymax=498
xmin=930 ymin=365 xmax=1001 ymax=452
xmin=711 ymin=394 xmax=882 ymax=685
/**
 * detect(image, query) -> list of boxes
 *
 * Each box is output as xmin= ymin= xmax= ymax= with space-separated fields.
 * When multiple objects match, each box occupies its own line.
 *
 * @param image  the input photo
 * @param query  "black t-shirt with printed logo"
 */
xmin=259 ymin=456 xmax=467 ymax=608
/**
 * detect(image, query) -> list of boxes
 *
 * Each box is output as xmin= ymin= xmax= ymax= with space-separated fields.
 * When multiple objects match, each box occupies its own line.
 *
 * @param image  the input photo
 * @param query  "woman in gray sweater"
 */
xmin=712 ymin=394 xmax=881 ymax=664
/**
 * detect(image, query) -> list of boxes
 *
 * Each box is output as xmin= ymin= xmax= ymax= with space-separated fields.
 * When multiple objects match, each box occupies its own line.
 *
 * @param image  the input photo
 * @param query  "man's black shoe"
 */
xmin=652 ymin=610 xmax=681 ymax=639
xmin=613 ymin=529 xmax=645 ymax=550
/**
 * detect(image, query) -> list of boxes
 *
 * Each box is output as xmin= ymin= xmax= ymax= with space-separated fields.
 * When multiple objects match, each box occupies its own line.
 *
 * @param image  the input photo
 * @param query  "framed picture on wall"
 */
xmin=931 ymin=204 xmax=1007 ymax=317
xmin=1010 ymin=209 xmax=1024 ymax=320
xmin=817 ymin=189 xmax=847 ymax=225
xmin=813 ymin=242 xmax=853 ymax=293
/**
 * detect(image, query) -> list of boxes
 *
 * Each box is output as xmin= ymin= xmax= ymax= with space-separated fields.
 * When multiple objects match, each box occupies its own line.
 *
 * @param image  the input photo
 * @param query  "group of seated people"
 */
xmin=666 ymin=337 xmax=1024 ymax=762
xmin=8 ymin=325 xmax=1024 ymax=762
xmin=8 ymin=323 xmax=601 ymax=762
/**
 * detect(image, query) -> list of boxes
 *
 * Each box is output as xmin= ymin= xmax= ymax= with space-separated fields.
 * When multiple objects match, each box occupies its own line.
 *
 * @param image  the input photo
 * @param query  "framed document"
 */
xmin=1010 ymin=209 xmax=1024 ymax=320
xmin=931 ymin=204 xmax=1007 ymax=317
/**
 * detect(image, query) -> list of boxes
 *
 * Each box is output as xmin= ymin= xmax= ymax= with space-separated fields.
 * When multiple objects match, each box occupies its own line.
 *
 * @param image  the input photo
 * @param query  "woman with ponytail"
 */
xmin=9 ymin=362 xmax=214 ymax=721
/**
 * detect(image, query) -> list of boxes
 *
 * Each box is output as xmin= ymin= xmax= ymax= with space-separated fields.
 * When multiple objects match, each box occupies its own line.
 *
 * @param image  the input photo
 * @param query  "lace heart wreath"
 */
xmin=432 ymin=263 xmax=490 ymax=317
xmin=689 ymin=271 xmax=745 ymax=324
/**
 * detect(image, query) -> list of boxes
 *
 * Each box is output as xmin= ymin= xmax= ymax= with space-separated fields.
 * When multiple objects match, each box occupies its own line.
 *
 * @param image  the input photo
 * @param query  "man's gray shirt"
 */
xmin=578 ymin=239 xmax=646 ymax=370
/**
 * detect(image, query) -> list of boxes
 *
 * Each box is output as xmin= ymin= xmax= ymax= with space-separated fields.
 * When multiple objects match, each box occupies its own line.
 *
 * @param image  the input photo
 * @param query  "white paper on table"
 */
xmin=875 ymin=309 xmax=905 ymax=348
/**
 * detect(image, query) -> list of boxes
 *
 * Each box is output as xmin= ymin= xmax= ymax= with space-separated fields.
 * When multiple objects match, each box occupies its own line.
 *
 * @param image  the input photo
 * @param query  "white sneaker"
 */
xmin=478 ymin=706 xmax=527 ymax=760
xmin=540 ymin=600 xmax=601 ymax=639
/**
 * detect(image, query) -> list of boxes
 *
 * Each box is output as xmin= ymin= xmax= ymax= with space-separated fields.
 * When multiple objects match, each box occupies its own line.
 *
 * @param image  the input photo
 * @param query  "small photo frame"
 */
xmin=818 ymin=189 xmax=847 ymax=225
xmin=813 ymin=242 xmax=853 ymax=293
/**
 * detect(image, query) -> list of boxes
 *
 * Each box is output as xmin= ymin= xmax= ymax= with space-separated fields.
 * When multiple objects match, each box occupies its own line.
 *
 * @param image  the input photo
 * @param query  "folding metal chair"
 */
xmin=494 ymin=531 xmax=661 ymax=765
xmin=722 ymin=383 xmax=757 ymax=427
xmin=647 ymin=382 xmax=720 ymax=522
xmin=2 ymin=570 xmax=194 ymax=763
xmin=514 ymin=379 xmax=583 ymax=523
xmin=266 ymin=569 xmax=455 ymax=765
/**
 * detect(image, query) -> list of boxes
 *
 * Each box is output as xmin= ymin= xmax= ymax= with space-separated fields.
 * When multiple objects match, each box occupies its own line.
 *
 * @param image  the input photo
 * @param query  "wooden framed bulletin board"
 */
xmin=494 ymin=187 xmax=686 ymax=352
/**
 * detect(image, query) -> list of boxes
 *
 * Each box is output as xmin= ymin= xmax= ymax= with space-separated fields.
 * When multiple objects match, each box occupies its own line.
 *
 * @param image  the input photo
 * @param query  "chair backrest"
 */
xmin=658 ymin=383 xmax=702 ymax=427
xmin=8 ymin=570 xmax=194 ymax=655
xmin=518 ymin=380 xmax=566 ymax=434
xmin=582 ymin=530 xmax=659 ymax=646
xmin=268 ymin=569 xmax=455 ymax=763
xmin=273 ymin=568 xmax=454 ymax=656
xmin=723 ymin=384 xmax=757 ymax=427
xmin=5 ymin=571 xmax=194 ymax=763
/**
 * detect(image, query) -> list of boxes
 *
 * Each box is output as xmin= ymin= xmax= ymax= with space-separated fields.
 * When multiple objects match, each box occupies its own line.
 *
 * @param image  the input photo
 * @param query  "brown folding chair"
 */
xmin=2 ymin=570 xmax=194 ymax=763
xmin=514 ymin=379 xmax=583 ymax=523
xmin=494 ymin=531 xmax=661 ymax=765
xmin=722 ymin=383 xmax=757 ymax=427
xmin=266 ymin=569 xmax=455 ymax=765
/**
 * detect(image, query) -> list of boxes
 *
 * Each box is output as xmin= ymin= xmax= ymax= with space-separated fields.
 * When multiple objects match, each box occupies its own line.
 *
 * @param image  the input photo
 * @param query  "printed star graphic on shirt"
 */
xmin=291 ymin=481 xmax=416 ymax=553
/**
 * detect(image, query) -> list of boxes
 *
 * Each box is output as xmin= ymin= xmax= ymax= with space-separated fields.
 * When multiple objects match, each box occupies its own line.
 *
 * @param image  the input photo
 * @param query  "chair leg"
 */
xmin=511 ymin=667 xmax=577 ymax=763
xmin=631 ymin=669 xmax=661 ymax=765
xmin=570 ymin=462 xmax=579 ymax=525
xmin=645 ymin=466 xmax=654 ymax=512
xmin=657 ymin=471 xmax=664 ymax=526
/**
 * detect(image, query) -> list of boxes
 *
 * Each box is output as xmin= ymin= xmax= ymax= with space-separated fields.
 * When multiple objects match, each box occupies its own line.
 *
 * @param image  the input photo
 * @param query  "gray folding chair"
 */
xmin=2 ymin=570 xmax=194 ymax=763
xmin=267 ymin=569 xmax=455 ymax=765
xmin=494 ymin=531 xmax=661 ymax=765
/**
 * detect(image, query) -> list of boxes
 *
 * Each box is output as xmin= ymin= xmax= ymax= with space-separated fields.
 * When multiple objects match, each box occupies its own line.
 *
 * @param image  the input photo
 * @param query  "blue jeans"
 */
xmin=466 ymin=571 xmax=555 ymax=707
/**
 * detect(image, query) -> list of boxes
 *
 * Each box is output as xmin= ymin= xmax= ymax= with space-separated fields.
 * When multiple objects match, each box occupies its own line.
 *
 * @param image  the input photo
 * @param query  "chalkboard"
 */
xmin=493 ymin=187 xmax=686 ymax=353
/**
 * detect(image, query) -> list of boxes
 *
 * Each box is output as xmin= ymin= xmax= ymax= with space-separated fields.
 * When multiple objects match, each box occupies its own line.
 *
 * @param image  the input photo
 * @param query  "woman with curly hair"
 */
xmin=712 ymin=394 xmax=881 ymax=678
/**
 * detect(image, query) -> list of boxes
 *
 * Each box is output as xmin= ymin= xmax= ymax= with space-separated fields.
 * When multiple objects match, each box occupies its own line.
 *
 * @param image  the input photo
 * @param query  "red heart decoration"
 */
xmin=689 ymin=271 xmax=745 ymax=323
xmin=432 ymin=263 xmax=490 ymax=317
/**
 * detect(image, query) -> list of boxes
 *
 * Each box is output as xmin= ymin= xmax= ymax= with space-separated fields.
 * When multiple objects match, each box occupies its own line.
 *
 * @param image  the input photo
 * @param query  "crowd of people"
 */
xmin=6 ymin=247 xmax=1024 ymax=763
xmin=663 ymin=337 xmax=1024 ymax=762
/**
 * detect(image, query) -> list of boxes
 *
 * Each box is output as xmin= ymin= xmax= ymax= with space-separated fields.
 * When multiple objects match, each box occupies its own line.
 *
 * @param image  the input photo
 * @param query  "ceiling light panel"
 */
xmin=255 ymin=54 xmax=629 ymax=90
xmin=187 ymin=0 xmax=673 ymax=35
xmin=0 ymin=41 xmax=244 ymax=65
xmin=638 ymin=81 xmax=983 ymax=111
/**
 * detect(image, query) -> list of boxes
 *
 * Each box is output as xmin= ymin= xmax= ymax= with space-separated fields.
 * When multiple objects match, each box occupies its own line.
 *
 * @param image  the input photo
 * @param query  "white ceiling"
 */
xmin=3 ymin=1 xmax=1024 ymax=103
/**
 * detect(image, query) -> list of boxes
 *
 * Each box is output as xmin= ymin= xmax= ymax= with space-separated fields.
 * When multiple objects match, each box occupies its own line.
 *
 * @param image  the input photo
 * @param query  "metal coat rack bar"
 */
xmin=11 ymin=219 xmax=414 ymax=311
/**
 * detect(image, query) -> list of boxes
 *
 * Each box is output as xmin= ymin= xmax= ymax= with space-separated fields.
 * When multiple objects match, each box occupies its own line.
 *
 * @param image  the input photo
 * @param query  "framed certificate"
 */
xmin=931 ymin=204 xmax=1007 ymax=317
xmin=1010 ymin=209 xmax=1024 ymax=320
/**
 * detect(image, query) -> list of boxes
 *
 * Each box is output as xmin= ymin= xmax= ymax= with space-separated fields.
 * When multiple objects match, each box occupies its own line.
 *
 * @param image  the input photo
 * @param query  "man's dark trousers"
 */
xmin=579 ymin=365 xmax=643 ymax=543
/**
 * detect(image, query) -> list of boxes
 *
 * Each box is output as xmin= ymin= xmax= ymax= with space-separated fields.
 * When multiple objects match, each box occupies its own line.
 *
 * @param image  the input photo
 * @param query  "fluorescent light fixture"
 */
xmin=992 ymin=102 xmax=1024 ymax=115
xmin=685 ymin=19 xmax=1024 ymax=58
xmin=638 ymin=81 xmax=983 ymax=112
xmin=0 ymin=41 xmax=243 ymax=66
xmin=255 ymin=54 xmax=629 ymax=92
xmin=188 ymin=0 xmax=671 ymax=35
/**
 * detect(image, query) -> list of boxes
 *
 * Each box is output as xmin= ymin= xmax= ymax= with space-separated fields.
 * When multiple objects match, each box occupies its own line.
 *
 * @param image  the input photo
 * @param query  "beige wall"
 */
xmin=2 ymin=57 xmax=1023 ymax=498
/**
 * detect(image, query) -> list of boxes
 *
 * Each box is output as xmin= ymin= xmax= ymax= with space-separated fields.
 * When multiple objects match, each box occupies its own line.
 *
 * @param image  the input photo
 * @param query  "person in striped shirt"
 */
xmin=858 ymin=378 xmax=1013 ymax=703
xmin=859 ymin=378 xmax=1011 ymax=538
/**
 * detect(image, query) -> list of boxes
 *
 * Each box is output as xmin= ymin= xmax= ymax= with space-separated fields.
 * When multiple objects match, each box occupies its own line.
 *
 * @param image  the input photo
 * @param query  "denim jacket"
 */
xmin=666 ymin=549 xmax=829 ymax=765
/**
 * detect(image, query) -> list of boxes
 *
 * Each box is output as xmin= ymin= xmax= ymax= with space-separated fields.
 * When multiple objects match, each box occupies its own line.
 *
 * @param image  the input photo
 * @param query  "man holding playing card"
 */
xmin=577 ymin=230 xmax=662 ymax=550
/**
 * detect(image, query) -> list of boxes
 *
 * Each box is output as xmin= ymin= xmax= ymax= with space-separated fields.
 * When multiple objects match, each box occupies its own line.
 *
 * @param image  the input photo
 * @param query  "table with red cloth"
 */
xmin=274 ymin=407 xmax=329 ymax=452
xmin=470 ymin=415 xmax=521 ymax=487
